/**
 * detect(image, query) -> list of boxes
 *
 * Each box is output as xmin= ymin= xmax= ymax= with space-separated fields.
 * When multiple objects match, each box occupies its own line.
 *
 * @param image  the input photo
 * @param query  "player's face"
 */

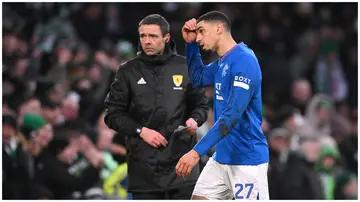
xmin=196 ymin=21 xmax=220 ymax=51
xmin=139 ymin=24 xmax=170 ymax=56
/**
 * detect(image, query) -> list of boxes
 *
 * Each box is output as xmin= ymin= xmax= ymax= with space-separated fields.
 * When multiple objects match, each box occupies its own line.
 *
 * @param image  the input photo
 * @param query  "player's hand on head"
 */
xmin=176 ymin=149 xmax=200 ymax=178
xmin=140 ymin=127 xmax=168 ymax=148
xmin=182 ymin=18 xmax=197 ymax=43
xmin=185 ymin=118 xmax=198 ymax=134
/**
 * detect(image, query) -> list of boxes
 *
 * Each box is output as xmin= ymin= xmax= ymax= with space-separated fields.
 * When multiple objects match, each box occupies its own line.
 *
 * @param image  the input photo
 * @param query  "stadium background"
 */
xmin=2 ymin=2 xmax=358 ymax=200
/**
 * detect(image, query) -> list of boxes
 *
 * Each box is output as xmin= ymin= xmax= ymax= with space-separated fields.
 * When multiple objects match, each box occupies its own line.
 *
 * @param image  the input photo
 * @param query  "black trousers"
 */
xmin=131 ymin=184 xmax=195 ymax=200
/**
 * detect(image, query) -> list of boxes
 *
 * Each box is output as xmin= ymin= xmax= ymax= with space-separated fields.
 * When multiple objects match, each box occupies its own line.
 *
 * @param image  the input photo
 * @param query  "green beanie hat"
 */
xmin=316 ymin=145 xmax=340 ymax=173
xmin=318 ymin=145 xmax=340 ymax=161
xmin=22 ymin=113 xmax=47 ymax=131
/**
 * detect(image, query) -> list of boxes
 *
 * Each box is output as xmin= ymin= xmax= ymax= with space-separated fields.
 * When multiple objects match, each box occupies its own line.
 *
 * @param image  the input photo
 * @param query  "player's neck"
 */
xmin=216 ymin=35 xmax=238 ymax=57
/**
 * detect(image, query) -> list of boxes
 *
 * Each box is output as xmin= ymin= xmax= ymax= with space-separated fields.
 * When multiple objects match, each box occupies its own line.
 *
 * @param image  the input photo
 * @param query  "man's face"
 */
xmin=284 ymin=114 xmax=296 ymax=132
xmin=19 ymin=98 xmax=42 ymax=117
xmin=301 ymin=140 xmax=320 ymax=162
xmin=49 ymin=84 xmax=66 ymax=103
xmin=35 ymin=124 xmax=53 ymax=147
xmin=196 ymin=21 xmax=220 ymax=51
xmin=74 ymin=51 xmax=88 ymax=64
xmin=139 ymin=24 xmax=169 ymax=56
xmin=3 ymin=34 xmax=18 ymax=53
xmin=15 ymin=58 xmax=29 ymax=78
xmin=317 ymin=107 xmax=330 ymax=122
xmin=322 ymin=156 xmax=336 ymax=168
xmin=3 ymin=124 xmax=15 ymax=144
xmin=61 ymin=97 xmax=79 ymax=120
xmin=42 ymin=107 xmax=61 ymax=125
xmin=269 ymin=136 xmax=289 ymax=153
xmin=292 ymin=81 xmax=311 ymax=104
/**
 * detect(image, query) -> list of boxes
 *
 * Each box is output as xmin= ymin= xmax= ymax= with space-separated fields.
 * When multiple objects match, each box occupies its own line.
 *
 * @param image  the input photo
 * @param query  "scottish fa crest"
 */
xmin=172 ymin=75 xmax=183 ymax=90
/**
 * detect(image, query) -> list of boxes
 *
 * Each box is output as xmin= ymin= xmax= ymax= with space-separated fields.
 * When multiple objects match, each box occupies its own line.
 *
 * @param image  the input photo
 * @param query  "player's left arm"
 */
xmin=193 ymin=53 xmax=260 ymax=156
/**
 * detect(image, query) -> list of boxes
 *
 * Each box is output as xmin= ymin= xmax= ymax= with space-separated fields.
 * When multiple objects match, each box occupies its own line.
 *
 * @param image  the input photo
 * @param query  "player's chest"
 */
xmin=214 ymin=62 xmax=232 ymax=101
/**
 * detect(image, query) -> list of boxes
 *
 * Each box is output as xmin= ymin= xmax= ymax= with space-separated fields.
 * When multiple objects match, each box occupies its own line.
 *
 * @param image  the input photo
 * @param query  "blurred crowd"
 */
xmin=2 ymin=2 xmax=358 ymax=200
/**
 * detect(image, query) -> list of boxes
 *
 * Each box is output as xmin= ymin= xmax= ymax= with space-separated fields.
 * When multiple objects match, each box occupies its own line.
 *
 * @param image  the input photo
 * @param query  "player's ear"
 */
xmin=217 ymin=23 xmax=224 ymax=35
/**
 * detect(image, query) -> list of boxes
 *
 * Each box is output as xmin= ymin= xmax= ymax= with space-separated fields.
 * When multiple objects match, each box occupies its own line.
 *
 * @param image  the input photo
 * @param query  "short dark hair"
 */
xmin=197 ymin=11 xmax=231 ymax=32
xmin=138 ymin=14 xmax=170 ymax=36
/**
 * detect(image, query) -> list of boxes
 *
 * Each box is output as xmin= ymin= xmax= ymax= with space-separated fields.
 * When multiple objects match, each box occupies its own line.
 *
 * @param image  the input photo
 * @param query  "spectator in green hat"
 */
xmin=315 ymin=145 xmax=340 ymax=200
xmin=21 ymin=113 xmax=53 ymax=154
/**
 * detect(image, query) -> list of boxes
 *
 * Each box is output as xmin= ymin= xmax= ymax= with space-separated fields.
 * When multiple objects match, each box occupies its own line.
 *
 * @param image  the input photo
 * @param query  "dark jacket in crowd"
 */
xmin=33 ymin=147 xmax=100 ymax=199
xmin=3 ymin=141 xmax=32 ymax=199
xmin=267 ymin=147 xmax=288 ymax=199
xmin=3 ymin=141 xmax=53 ymax=199
xmin=276 ymin=152 xmax=324 ymax=199
xmin=104 ymin=39 xmax=208 ymax=193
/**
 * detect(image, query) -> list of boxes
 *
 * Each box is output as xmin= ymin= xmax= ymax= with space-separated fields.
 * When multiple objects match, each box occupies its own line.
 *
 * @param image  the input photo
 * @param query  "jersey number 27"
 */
xmin=234 ymin=183 xmax=254 ymax=199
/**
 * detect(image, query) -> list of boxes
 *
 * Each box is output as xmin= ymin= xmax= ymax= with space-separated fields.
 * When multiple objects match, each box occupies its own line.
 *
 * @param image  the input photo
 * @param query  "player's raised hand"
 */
xmin=176 ymin=149 xmax=200 ymax=178
xmin=182 ymin=18 xmax=197 ymax=43
xmin=185 ymin=118 xmax=198 ymax=134
xmin=140 ymin=127 xmax=168 ymax=148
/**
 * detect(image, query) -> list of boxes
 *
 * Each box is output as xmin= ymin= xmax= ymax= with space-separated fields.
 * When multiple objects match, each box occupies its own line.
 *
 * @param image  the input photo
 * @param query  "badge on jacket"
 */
xmin=173 ymin=75 xmax=183 ymax=90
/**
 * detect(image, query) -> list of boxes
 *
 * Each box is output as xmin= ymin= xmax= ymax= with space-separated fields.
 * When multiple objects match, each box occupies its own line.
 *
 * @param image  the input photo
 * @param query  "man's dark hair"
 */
xmin=197 ymin=11 xmax=231 ymax=32
xmin=138 ymin=14 xmax=170 ymax=36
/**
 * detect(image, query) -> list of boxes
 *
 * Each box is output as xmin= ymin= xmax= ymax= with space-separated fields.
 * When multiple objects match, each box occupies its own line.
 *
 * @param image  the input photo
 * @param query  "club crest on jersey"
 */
xmin=173 ymin=75 xmax=183 ymax=90
xmin=222 ymin=64 xmax=229 ymax=77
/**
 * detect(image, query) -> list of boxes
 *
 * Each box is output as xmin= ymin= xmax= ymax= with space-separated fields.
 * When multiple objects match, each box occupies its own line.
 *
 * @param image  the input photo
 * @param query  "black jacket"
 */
xmin=33 ymin=150 xmax=100 ymax=199
xmin=104 ymin=39 xmax=208 ymax=192
xmin=3 ymin=142 xmax=33 ymax=199
xmin=276 ymin=152 xmax=324 ymax=199
xmin=3 ymin=145 xmax=53 ymax=199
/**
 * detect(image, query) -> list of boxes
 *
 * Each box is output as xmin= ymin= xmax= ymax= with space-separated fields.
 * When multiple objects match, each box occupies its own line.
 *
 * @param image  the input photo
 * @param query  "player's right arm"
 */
xmin=186 ymin=42 xmax=218 ymax=87
xmin=183 ymin=19 xmax=218 ymax=88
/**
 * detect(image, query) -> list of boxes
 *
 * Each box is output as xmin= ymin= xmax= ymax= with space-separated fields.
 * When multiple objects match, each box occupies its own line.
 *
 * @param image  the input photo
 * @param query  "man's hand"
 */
xmin=185 ymin=118 xmax=198 ymax=134
xmin=77 ymin=135 xmax=94 ymax=152
xmin=140 ymin=127 xmax=168 ymax=148
xmin=84 ymin=148 xmax=104 ymax=168
xmin=57 ymin=144 xmax=79 ymax=164
xmin=176 ymin=150 xmax=200 ymax=178
xmin=182 ymin=18 xmax=197 ymax=43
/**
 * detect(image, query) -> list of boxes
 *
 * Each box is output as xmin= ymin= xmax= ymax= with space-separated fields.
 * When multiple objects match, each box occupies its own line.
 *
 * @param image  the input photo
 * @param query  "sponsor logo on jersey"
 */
xmin=215 ymin=83 xmax=224 ymax=100
xmin=233 ymin=76 xmax=251 ymax=90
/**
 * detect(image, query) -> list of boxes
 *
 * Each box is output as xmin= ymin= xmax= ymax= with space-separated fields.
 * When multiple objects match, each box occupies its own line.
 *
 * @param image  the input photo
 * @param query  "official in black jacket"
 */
xmin=104 ymin=14 xmax=209 ymax=199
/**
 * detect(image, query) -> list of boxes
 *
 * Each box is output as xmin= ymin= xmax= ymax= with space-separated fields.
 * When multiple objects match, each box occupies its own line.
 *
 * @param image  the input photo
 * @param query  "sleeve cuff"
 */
xmin=185 ymin=41 xmax=199 ymax=47
xmin=191 ymin=114 xmax=203 ymax=127
xmin=133 ymin=125 xmax=143 ymax=137
xmin=194 ymin=143 xmax=207 ymax=157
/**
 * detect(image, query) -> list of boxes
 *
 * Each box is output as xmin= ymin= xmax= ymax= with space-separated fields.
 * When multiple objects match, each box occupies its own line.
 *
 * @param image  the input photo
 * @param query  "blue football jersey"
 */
xmin=186 ymin=42 xmax=269 ymax=165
